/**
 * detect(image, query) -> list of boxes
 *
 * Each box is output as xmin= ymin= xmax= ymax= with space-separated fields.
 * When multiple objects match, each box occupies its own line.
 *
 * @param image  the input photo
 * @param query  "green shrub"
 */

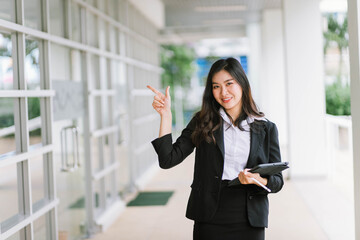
xmin=325 ymin=80 xmax=351 ymax=115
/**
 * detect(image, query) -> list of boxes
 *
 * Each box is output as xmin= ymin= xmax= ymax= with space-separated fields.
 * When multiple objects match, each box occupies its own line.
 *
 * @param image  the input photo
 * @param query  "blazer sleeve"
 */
xmin=151 ymin=117 xmax=196 ymax=169
xmin=265 ymin=123 xmax=284 ymax=193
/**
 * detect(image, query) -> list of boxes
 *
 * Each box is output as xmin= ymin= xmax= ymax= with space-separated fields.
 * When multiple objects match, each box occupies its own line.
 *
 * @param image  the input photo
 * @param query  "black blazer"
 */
xmin=151 ymin=116 xmax=284 ymax=228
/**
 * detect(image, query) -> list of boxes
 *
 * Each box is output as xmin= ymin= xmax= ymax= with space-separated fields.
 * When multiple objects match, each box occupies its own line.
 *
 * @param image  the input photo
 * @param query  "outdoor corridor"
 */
xmin=87 ymin=153 xmax=353 ymax=240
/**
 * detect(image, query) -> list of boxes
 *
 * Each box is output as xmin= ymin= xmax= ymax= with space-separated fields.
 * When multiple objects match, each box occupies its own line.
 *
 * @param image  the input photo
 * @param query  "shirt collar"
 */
xmin=219 ymin=108 xmax=267 ymax=127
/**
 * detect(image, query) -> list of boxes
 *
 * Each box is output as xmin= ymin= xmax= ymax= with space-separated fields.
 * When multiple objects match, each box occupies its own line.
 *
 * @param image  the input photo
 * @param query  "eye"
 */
xmin=226 ymin=82 xmax=233 ymax=86
xmin=213 ymin=85 xmax=219 ymax=89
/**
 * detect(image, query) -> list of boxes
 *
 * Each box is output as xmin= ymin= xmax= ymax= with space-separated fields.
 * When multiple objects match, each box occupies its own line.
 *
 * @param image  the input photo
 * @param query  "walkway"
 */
xmin=87 ymin=153 xmax=352 ymax=240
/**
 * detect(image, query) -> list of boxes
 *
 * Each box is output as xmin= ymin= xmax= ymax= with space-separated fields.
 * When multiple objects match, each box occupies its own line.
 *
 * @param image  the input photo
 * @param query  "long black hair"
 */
xmin=191 ymin=57 xmax=264 ymax=146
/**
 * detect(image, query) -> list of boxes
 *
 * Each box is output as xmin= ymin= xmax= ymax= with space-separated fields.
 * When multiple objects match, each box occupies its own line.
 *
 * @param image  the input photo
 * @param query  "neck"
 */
xmin=226 ymin=108 xmax=242 ymax=123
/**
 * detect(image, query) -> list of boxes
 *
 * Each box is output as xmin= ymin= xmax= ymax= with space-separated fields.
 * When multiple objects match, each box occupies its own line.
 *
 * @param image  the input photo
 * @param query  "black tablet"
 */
xmin=249 ymin=162 xmax=289 ymax=175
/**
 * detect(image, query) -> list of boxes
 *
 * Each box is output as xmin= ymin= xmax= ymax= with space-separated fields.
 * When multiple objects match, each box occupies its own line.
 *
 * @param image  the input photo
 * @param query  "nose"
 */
xmin=221 ymin=86 xmax=227 ymax=96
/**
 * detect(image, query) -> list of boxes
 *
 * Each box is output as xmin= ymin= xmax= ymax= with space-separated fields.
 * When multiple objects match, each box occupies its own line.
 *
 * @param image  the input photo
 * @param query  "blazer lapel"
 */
xmin=246 ymin=123 xmax=266 ymax=168
xmin=213 ymin=122 xmax=225 ymax=159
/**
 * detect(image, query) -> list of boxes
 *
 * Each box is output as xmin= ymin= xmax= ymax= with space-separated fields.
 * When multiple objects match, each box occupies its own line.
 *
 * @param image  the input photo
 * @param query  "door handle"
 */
xmin=60 ymin=125 xmax=80 ymax=172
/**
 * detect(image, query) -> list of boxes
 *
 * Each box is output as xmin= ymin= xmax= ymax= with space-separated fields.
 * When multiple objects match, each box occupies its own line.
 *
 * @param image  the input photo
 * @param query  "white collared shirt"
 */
xmin=220 ymin=108 xmax=267 ymax=180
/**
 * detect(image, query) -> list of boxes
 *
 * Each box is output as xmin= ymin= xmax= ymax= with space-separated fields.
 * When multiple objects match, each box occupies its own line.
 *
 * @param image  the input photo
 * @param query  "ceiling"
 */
xmin=160 ymin=0 xmax=282 ymax=43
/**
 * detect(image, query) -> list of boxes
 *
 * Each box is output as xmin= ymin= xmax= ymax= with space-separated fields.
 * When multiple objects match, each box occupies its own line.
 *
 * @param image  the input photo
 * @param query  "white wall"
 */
xmin=282 ymin=0 xmax=327 ymax=177
xmin=260 ymin=9 xmax=288 ymax=147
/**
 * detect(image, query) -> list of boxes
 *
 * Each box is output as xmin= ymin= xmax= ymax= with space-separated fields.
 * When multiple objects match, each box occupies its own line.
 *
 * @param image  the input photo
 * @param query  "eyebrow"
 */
xmin=212 ymin=79 xmax=234 ymax=84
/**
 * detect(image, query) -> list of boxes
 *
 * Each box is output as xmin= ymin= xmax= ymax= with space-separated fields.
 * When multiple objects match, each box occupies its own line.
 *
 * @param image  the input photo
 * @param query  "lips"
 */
xmin=222 ymin=97 xmax=232 ymax=103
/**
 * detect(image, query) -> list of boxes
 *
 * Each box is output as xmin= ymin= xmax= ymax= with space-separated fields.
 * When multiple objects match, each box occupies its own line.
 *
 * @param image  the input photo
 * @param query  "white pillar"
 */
xmin=282 ymin=0 xmax=327 ymax=177
xmin=347 ymin=0 xmax=360 ymax=238
xmin=261 ymin=9 xmax=288 ymax=148
xmin=246 ymin=23 xmax=262 ymax=104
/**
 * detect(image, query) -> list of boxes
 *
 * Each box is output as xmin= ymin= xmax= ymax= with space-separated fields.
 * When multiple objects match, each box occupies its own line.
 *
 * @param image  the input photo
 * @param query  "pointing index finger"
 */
xmin=147 ymin=85 xmax=162 ymax=96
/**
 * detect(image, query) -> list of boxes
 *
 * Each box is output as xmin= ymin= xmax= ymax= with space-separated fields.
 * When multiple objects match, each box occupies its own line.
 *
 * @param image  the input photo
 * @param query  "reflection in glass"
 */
xmin=0 ymin=164 xmax=19 ymax=223
xmin=5 ymin=231 xmax=20 ymax=240
xmin=71 ymin=2 xmax=81 ymax=42
xmin=91 ymin=137 xmax=100 ymax=172
xmin=50 ymin=43 xmax=71 ymax=81
xmin=30 ymin=156 xmax=45 ymax=206
xmin=105 ymin=174 xmax=116 ymax=205
xmin=55 ymin=121 xmax=86 ymax=239
xmin=33 ymin=214 xmax=47 ymax=240
xmin=91 ymin=55 xmax=100 ymax=89
xmin=50 ymin=0 xmax=65 ymax=37
xmin=86 ymin=0 xmax=96 ymax=7
xmin=0 ymin=0 xmax=15 ymax=22
xmin=71 ymin=50 xmax=82 ymax=82
xmin=0 ymin=33 xmax=13 ymax=90
xmin=87 ymin=13 xmax=98 ymax=47
xmin=0 ymin=98 xmax=16 ymax=156
xmin=50 ymin=44 xmax=71 ymax=81
xmin=28 ymin=98 xmax=42 ymax=147
xmin=24 ymin=0 xmax=42 ymax=30
xmin=25 ymin=39 xmax=40 ymax=90
xmin=94 ymin=96 xmax=102 ymax=130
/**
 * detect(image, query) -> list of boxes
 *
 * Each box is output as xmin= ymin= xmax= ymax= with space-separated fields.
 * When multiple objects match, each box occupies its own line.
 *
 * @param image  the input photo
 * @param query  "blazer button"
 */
xmin=249 ymin=196 xmax=253 ymax=200
xmin=214 ymin=176 xmax=219 ymax=179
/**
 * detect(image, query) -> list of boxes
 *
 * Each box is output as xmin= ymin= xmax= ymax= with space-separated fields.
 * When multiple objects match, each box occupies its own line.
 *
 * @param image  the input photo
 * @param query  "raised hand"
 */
xmin=147 ymin=85 xmax=171 ymax=117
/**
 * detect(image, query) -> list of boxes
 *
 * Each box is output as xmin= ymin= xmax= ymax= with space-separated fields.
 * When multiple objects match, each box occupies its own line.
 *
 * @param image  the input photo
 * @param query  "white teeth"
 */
xmin=223 ymin=98 xmax=231 ymax=101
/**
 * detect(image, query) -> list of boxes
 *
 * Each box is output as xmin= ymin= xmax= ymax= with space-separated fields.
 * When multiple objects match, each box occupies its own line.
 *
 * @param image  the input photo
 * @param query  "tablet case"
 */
xmin=249 ymin=162 xmax=289 ymax=175
xmin=228 ymin=162 xmax=289 ymax=187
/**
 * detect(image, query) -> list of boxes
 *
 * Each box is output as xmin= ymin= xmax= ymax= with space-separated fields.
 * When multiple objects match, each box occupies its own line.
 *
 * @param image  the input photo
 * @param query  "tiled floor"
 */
xmin=87 ymin=153 xmax=344 ymax=240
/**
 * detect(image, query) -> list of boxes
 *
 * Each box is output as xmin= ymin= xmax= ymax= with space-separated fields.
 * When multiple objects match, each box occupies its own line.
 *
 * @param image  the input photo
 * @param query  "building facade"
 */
xmin=0 ymin=0 xmax=161 ymax=239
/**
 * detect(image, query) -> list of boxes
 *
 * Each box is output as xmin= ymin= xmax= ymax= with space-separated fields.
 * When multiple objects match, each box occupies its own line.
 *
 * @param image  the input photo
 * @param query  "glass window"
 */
xmin=90 ymin=137 xmax=100 ymax=172
xmin=28 ymin=97 xmax=43 ymax=147
xmin=94 ymin=180 xmax=103 ymax=214
xmin=115 ymin=62 xmax=128 ymax=114
xmin=25 ymin=39 xmax=40 ymax=90
xmin=107 ymin=26 xmax=118 ymax=53
xmin=49 ymin=0 xmax=65 ymax=37
xmin=50 ymin=43 xmax=71 ymax=81
xmin=106 ymin=0 xmax=115 ymax=19
xmin=0 ymin=33 xmax=13 ymax=90
xmin=103 ymin=96 xmax=110 ymax=127
xmin=94 ymin=96 xmax=102 ymax=129
xmin=85 ymin=0 xmax=96 ymax=7
xmin=90 ymin=54 xmax=100 ymax=88
xmin=87 ymin=13 xmax=98 ymax=48
xmin=30 ymin=155 xmax=45 ymax=206
xmin=33 ymin=214 xmax=47 ymax=240
xmin=70 ymin=49 xmax=82 ymax=82
xmin=116 ymin=137 xmax=129 ymax=193
xmin=0 ymin=0 xmax=15 ymax=22
xmin=71 ymin=2 xmax=81 ymax=42
xmin=103 ymin=135 xmax=110 ymax=166
xmin=0 ymin=164 xmax=19 ymax=223
xmin=0 ymin=98 xmax=16 ymax=156
xmin=6 ymin=231 xmax=20 ymax=240
xmin=105 ymin=174 xmax=116 ymax=204
xmin=24 ymin=0 xmax=43 ymax=31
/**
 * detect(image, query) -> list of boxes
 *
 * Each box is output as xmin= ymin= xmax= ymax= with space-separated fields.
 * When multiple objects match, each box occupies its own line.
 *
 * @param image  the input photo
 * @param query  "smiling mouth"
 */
xmin=222 ymin=98 xmax=232 ymax=103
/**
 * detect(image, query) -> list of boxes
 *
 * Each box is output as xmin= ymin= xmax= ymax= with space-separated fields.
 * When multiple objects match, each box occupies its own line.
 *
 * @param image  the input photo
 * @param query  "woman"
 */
xmin=148 ymin=58 xmax=284 ymax=240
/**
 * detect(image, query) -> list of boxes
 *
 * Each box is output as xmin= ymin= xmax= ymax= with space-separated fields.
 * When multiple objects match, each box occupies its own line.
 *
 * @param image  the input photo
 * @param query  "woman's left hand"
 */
xmin=238 ymin=169 xmax=268 ymax=187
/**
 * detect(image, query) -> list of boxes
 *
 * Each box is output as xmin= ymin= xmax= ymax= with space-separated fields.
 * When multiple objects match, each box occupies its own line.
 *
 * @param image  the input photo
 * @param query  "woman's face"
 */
xmin=212 ymin=69 xmax=243 ymax=118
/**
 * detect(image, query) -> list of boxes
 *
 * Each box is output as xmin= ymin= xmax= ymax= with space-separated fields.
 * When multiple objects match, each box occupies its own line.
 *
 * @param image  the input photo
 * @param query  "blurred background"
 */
xmin=0 ymin=0 xmax=358 ymax=239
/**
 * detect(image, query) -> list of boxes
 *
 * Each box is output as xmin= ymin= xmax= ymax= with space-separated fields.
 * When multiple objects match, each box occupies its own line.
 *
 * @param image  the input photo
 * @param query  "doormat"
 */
xmin=127 ymin=191 xmax=174 ymax=207
xmin=69 ymin=193 xmax=99 ymax=209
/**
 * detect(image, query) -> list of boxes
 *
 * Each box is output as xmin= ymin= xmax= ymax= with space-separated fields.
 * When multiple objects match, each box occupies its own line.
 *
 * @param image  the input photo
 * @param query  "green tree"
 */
xmin=323 ymin=14 xmax=350 ymax=116
xmin=323 ymin=14 xmax=348 ymax=55
xmin=323 ymin=14 xmax=348 ymax=78
xmin=160 ymin=45 xmax=196 ymax=127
